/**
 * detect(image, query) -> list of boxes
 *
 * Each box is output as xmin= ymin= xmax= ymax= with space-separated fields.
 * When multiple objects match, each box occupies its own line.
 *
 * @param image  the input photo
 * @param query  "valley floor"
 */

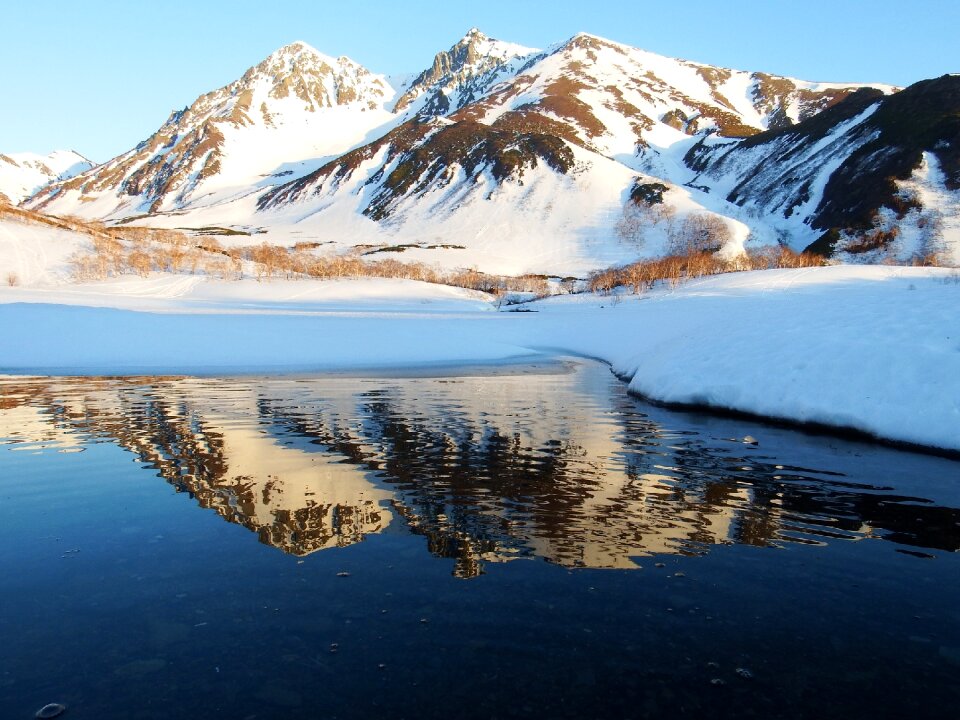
xmin=1 ymin=265 xmax=958 ymax=454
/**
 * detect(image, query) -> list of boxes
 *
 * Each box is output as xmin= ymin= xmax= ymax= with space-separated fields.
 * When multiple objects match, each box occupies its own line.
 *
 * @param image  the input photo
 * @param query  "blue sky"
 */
xmin=3 ymin=0 xmax=957 ymax=161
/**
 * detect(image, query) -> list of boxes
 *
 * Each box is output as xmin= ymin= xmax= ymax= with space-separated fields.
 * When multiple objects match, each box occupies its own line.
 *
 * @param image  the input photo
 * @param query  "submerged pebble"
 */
xmin=735 ymin=667 xmax=754 ymax=679
xmin=35 ymin=704 xmax=67 ymax=719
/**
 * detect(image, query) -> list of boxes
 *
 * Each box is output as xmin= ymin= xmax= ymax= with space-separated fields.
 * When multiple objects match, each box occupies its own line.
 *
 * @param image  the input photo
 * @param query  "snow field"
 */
xmin=0 ymin=216 xmax=89 ymax=285
xmin=1 ymin=265 xmax=957 ymax=453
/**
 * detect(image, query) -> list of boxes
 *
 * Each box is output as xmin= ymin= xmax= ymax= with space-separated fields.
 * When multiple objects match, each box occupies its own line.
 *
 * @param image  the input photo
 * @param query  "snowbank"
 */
xmin=529 ymin=266 xmax=960 ymax=453
xmin=1 ymin=266 xmax=958 ymax=453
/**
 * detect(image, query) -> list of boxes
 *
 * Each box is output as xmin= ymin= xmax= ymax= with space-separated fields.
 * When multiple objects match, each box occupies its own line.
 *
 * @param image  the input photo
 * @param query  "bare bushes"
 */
xmin=446 ymin=268 xmax=550 ymax=296
xmin=667 ymin=212 xmax=733 ymax=255
xmin=614 ymin=186 xmax=676 ymax=249
xmin=69 ymin=225 xmax=244 ymax=282
xmin=67 ymin=227 xmax=552 ymax=297
xmin=587 ymin=246 xmax=826 ymax=294
xmin=745 ymin=245 xmax=832 ymax=270
xmin=243 ymin=244 xmax=551 ymax=296
xmin=5 ymin=272 xmax=18 ymax=287
xmin=615 ymin=201 xmax=676 ymax=249
xmin=615 ymin=204 xmax=732 ymax=262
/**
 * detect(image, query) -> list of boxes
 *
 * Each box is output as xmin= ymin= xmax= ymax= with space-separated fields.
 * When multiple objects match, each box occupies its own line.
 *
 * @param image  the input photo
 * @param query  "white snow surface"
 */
xmin=1 ymin=264 xmax=958 ymax=453
xmin=0 ymin=215 xmax=89 ymax=285
xmin=893 ymin=153 xmax=960 ymax=265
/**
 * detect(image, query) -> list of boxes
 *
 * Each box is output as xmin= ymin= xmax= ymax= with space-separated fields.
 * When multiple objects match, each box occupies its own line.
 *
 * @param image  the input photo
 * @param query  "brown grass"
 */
xmin=538 ymin=77 xmax=607 ymax=138
xmin=587 ymin=246 xmax=827 ymax=294
xmin=65 ymin=225 xmax=552 ymax=297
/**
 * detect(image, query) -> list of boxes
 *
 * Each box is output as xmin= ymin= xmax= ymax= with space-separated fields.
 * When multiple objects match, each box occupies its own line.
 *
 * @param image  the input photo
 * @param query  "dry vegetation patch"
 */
xmin=588 ymin=246 xmax=827 ymax=294
xmin=62 ymin=221 xmax=551 ymax=297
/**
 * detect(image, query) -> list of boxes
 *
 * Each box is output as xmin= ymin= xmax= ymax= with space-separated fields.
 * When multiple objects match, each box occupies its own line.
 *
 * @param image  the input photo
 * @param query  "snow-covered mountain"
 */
xmin=0 ymin=150 xmax=91 ymax=205
xmin=686 ymin=75 xmax=960 ymax=263
xmin=28 ymin=29 xmax=958 ymax=274
xmin=392 ymin=27 xmax=537 ymax=116
xmin=30 ymin=42 xmax=399 ymax=216
xmin=253 ymin=32 xmax=896 ymax=272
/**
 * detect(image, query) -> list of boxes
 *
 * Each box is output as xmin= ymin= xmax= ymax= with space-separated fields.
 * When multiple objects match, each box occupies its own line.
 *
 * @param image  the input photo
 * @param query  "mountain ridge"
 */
xmin=23 ymin=29 xmax=956 ymax=273
xmin=0 ymin=150 xmax=92 ymax=205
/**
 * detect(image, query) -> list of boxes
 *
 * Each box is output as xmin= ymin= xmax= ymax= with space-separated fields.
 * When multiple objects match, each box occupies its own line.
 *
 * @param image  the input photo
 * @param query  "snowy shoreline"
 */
xmin=2 ymin=266 xmax=958 ymax=454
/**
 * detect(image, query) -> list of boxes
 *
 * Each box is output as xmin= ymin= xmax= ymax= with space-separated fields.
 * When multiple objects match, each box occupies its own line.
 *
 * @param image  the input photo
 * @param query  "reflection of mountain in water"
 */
xmin=1 ymin=365 xmax=957 ymax=574
xmin=0 ymin=377 xmax=391 ymax=556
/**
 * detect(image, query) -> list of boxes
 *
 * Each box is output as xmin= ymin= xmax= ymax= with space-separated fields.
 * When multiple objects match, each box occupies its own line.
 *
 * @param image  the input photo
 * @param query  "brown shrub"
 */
xmin=66 ymin=228 xmax=554 ymax=298
xmin=588 ymin=245 xmax=826 ymax=294
xmin=127 ymin=250 xmax=153 ymax=277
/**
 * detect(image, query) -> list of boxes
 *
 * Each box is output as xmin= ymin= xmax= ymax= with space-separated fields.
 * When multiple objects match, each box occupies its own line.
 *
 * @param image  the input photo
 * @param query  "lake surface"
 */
xmin=1 ymin=361 xmax=958 ymax=719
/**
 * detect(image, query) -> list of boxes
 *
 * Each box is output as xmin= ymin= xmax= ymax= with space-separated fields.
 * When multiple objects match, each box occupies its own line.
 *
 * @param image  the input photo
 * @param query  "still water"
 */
xmin=1 ymin=361 xmax=958 ymax=719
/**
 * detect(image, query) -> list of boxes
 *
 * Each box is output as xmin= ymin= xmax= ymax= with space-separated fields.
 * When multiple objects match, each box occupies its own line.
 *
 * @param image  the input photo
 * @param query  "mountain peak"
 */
xmin=27 ymin=38 xmax=393 ymax=214
xmin=259 ymin=40 xmax=329 ymax=65
xmin=278 ymin=40 xmax=314 ymax=52
xmin=393 ymin=30 xmax=536 ymax=115
xmin=560 ymin=31 xmax=631 ymax=53
xmin=252 ymin=41 xmax=341 ymax=76
xmin=231 ymin=40 xmax=389 ymax=113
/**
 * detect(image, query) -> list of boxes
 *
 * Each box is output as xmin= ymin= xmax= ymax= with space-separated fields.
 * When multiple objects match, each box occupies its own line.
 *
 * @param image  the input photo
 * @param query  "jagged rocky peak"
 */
xmin=28 ymin=40 xmax=396 ymax=215
xmin=236 ymin=40 xmax=390 ymax=111
xmin=393 ymin=27 xmax=536 ymax=115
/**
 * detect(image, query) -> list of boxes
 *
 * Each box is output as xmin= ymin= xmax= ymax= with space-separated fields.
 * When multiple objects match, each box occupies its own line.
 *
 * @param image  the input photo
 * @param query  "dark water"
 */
xmin=1 ymin=361 xmax=958 ymax=720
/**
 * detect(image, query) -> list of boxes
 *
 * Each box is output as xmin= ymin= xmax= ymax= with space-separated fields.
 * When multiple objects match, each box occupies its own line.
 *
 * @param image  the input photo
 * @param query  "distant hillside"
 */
xmin=0 ymin=150 xmax=91 ymax=205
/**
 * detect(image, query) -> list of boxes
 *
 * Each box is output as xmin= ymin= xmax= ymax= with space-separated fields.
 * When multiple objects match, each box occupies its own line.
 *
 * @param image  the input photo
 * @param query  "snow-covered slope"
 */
xmin=884 ymin=152 xmax=960 ymax=265
xmin=0 ymin=210 xmax=92 ymax=285
xmin=455 ymin=33 xmax=892 ymax=175
xmin=685 ymin=75 xmax=960 ymax=261
xmin=30 ymin=42 xmax=400 ymax=218
xmin=684 ymin=89 xmax=887 ymax=250
xmin=0 ymin=150 xmax=92 ymax=205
